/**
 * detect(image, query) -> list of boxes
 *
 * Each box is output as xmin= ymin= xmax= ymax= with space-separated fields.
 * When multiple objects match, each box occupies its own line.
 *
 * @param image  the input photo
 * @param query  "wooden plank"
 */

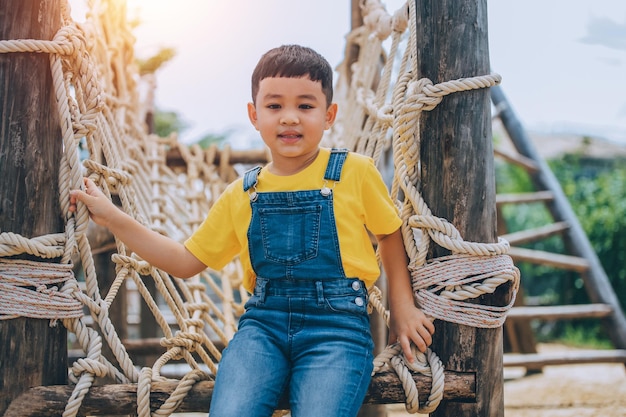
xmin=507 ymin=247 xmax=590 ymax=272
xmin=504 ymin=349 xmax=626 ymax=367
xmin=494 ymin=146 xmax=539 ymax=173
xmin=3 ymin=370 xmax=476 ymax=416
xmin=496 ymin=191 xmax=554 ymax=205
xmin=499 ymin=222 xmax=570 ymax=246
xmin=507 ymin=304 xmax=613 ymax=320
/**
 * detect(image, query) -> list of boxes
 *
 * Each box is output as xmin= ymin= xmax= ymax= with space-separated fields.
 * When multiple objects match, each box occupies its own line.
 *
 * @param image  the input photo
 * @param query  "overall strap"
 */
xmin=243 ymin=166 xmax=262 ymax=192
xmin=323 ymin=148 xmax=349 ymax=182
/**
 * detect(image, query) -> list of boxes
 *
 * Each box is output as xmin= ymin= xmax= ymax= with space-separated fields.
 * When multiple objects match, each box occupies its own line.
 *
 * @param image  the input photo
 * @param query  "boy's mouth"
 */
xmin=278 ymin=131 xmax=302 ymax=140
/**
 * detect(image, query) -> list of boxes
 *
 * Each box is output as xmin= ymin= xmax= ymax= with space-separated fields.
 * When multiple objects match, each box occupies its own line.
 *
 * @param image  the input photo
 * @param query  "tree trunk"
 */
xmin=414 ymin=1 xmax=507 ymax=416
xmin=0 ymin=0 xmax=66 ymax=414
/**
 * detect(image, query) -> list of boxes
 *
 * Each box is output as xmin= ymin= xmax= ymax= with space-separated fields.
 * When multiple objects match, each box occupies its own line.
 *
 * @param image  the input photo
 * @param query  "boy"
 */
xmin=70 ymin=44 xmax=434 ymax=417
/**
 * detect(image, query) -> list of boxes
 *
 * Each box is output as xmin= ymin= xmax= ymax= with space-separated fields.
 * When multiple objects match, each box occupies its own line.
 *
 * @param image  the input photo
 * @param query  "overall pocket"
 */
xmin=258 ymin=204 xmax=322 ymax=265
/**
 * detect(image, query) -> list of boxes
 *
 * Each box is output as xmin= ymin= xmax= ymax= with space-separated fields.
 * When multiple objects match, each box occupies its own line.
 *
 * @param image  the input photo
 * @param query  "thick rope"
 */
xmin=0 ymin=259 xmax=83 ymax=320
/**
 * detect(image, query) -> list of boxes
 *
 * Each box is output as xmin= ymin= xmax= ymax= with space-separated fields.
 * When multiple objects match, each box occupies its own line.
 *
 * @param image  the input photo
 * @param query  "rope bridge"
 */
xmin=0 ymin=0 xmax=519 ymax=415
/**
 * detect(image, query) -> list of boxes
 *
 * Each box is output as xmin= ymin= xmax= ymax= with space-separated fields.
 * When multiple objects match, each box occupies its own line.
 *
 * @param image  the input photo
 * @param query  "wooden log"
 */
xmin=504 ymin=349 xmax=626 ymax=367
xmin=415 ymin=1 xmax=510 ymax=416
xmin=496 ymin=191 xmax=554 ymax=205
xmin=493 ymin=146 xmax=539 ymax=173
xmin=499 ymin=221 xmax=570 ymax=246
xmin=507 ymin=303 xmax=613 ymax=320
xmin=507 ymin=246 xmax=590 ymax=272
xmin=3 ymin=370 xmax=476 ymax=417
xmin=0 ymin=1 xmax=66 ymax=414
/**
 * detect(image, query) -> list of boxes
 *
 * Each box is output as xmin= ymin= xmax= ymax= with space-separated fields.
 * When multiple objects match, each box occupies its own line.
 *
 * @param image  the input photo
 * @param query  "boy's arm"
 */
xmin=69 ymin=178 xmax=207 ymax=278
xmin=377 ymin=228 xmax=434 ymax=363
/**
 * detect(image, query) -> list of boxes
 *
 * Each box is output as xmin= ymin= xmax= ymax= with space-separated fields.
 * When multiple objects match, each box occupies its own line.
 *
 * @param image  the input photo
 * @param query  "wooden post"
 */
xmin=414 ymin=1 xmax=508 ymax=416
xmin=0 ymin=0 xmax=66 ymax=414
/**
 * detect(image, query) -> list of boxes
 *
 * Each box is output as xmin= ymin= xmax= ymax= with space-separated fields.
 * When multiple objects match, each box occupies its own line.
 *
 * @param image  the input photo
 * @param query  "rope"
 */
xmin=0 ymin=259 xmax=83 ymax=320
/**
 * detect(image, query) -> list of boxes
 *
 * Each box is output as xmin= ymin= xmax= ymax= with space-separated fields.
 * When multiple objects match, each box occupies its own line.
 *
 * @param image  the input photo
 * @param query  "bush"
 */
xmin=496 ymin=155 xmax=626 ymax=345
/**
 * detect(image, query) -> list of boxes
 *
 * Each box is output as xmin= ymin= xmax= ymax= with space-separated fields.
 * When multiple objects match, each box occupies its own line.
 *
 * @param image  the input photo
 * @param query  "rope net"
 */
xmin=0 ymin=0 xmax=519 ymax=415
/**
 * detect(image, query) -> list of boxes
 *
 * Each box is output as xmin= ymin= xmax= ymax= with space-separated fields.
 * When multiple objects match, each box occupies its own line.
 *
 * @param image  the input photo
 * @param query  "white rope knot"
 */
xmin=392 ymin=4 xmax=409 ymax=33
xmin=0 ymin=232 xmax=66 ymax=259
xmin=373 ymin=343 xmax=444 ymax=414
xmin=361 ymin=0 xmax=394 ymax=40
xmin=111 ymin=253 xmax=153 ymax=276
xmin=161 ymin=331 xmax=205 ymax=355
xmin=408 ymin=78 xmax=444 ymax=112
xmin=83 ymin=160 xmax=133 ymax=191
xmin=70 ymin=357 xmax=110 ymax=379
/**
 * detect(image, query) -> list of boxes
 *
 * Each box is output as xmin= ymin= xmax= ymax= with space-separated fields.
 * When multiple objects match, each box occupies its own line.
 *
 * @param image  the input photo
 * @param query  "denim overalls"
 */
xmin=209 ymin=149 xmax=374 ymax=417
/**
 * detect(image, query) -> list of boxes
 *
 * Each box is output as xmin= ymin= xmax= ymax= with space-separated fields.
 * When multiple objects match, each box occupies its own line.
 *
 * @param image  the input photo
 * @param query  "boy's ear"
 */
xmin=247 ymin=102 xmax=259 ymax=129
xmin=325 ymin=103 xmax=338 ymax=129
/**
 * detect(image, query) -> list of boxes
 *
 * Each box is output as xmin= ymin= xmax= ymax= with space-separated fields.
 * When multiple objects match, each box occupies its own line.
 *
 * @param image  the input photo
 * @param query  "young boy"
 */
xmin=69 ymin=44 xmax=434 ymax=417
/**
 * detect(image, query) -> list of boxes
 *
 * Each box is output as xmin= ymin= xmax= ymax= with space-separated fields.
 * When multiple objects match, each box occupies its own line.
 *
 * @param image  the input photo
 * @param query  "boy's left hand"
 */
xmin=388 ymin=302 xmax=434 ymax=364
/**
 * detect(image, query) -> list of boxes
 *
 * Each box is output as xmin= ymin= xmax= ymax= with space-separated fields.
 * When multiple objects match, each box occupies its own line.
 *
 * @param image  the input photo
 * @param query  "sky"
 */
xmin=73 ymin=1 xmax=626 ymax=147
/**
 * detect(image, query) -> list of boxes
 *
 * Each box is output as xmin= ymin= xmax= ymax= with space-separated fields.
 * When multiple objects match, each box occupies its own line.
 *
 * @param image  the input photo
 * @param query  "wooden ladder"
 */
xmin=491 ymin=85 xmax=626 ymax=372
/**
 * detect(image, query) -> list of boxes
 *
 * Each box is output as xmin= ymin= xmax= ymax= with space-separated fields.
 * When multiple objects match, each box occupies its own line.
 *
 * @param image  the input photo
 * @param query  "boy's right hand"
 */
xmin=69 ymin=177 xmax=117 ymax=227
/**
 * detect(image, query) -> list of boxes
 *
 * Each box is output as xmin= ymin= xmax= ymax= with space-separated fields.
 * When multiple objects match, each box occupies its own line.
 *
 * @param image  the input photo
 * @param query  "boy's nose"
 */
xmin=280 ymin=111 xmax=299 ymax=125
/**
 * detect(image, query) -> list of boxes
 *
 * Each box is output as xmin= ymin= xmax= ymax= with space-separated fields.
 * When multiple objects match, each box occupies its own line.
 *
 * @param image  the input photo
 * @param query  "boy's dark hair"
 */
xmin=251 ymin=44 xmax=334 ymax=107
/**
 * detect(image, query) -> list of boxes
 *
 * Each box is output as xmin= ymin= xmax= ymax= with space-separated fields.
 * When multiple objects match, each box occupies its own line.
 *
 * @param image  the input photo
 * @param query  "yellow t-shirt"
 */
xmin=184 ymin=147 xmax=402 ymax=293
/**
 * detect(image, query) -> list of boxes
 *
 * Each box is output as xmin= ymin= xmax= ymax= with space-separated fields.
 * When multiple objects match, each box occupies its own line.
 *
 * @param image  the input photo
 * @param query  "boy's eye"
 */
xmin=267 ymin=104 xmax=281 ymax=109
xmin=299 ymin=104 xmax=314 ymax=109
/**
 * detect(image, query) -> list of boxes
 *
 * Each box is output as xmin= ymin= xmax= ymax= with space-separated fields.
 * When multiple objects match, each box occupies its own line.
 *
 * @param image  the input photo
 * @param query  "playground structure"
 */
xmin=0 ymin=1 xmax=624 ymax=416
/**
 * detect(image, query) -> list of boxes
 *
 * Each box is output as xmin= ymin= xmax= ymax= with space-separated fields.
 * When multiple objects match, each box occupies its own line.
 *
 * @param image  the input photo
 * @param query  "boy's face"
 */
xmin=248 ymin=76 xmax=337 ymax=171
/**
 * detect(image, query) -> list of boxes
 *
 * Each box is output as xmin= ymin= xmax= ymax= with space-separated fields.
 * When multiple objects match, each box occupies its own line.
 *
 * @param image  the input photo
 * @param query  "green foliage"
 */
xmin=136 ymin=47 xmax=177 ymax=75
xmin=552 ymin=323 xmax=613 ymax=349
xmin=196 ymin=131 xmax=231 ymax=149
xmin=496 ymin=154 xmax=626 ymax=346
xmin=154 ymin=110 xmax=188 ymax=138
xmin=153 ymin=109 xmax=229 ymax=149
xmin=550 ymin=156 xmax=626 ymax=308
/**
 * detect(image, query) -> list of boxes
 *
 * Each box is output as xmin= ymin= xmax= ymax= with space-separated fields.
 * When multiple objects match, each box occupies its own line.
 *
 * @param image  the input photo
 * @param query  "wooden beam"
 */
xmin=507 ymin=246 xmax=590 ymax=272
xmin=499 ymin=221 xmax=570 ymax=246
xmin=494 ymin=146 xmax=539 ymax=173
xmin=507 ymin=303 xmax=613 ymax=320
xmin=504 ymin=349 xmax=626 ymax=367
xmin=496 ymin=191 xmax=554 ymax=206
xmin=4 ymin=371 xmax=476 ymax=417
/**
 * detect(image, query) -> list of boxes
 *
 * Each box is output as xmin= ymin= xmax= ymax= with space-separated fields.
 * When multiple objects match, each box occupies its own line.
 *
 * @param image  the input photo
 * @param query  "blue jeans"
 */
xmin=209 ymin=277 xmax=374 ymax=417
